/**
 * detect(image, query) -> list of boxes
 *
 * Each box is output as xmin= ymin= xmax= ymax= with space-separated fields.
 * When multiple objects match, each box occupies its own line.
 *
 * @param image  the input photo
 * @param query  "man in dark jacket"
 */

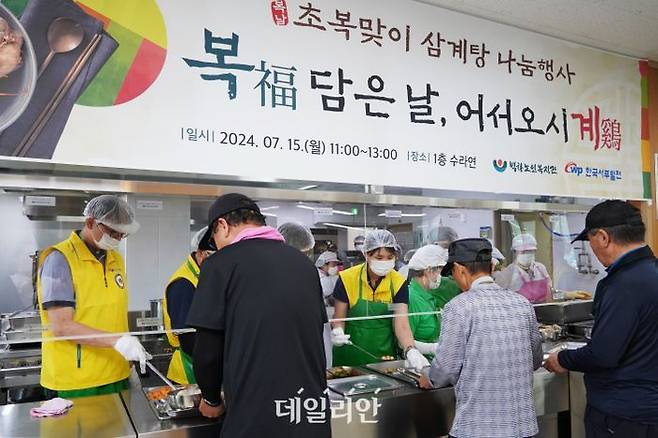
xmin=187 ymin=193 xmax=331 ymax=438
xmin=545 ymin=200 xmax=658 ymax=437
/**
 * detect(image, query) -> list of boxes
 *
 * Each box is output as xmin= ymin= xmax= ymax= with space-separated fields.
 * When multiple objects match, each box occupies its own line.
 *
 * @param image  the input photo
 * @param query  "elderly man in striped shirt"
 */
xmin=421 ymin=238 xmax=543 ymax=438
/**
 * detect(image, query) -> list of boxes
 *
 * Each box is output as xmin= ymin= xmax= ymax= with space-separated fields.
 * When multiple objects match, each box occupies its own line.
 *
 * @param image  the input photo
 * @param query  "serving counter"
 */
xmin=0 ymin=393 xmax=135 ymax=438
xmin=0 ymin=364 xmax=573 ymax=438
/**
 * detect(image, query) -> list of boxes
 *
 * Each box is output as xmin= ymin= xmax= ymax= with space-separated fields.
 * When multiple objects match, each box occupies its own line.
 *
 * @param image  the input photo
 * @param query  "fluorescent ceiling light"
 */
xmin=332 ymin=209 xmax=356 ymax=216
xmin=323 ymin=222 xmax=364 ymax=231
xmin=262 ymin=212 xmax=278 ymax=217
xmin=296 ymin=204 xmax=316 ymax=211
xmin=377 ymin=213 xmax=426 ymax=217
xmin=261 ymin=206 xmax=279 ymax=211
xmin=298 ymin=185 xmax=318 ymax=190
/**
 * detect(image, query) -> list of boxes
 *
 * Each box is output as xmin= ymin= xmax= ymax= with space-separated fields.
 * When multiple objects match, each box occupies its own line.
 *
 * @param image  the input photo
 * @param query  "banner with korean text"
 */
xmin=0 ymin=0 xmax=645 ymax=199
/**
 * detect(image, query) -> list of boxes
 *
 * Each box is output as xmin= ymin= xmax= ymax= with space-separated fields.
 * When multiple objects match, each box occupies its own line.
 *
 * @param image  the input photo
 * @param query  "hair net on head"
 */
xmin=363 ymin=229 xmax=400 ymax=254
xmin=191 ymin=227 xmax=209 ymax=251
xmin=83 ymin=195 xmax=139 ymax=235
xmin=428 ymin=226 xmax=459 ymax=247
xmin=488 ymin=239 xmax=505 ymax=261
xmin=512 ymin=233 xmax=537 ymax=252
xmin=403 ymin=249 xmax=417 ymax=264
xmin=315 ymin=251 xmax=339 ymax=268
xmin=278 ymin=222 xmax=315 ymax=252
xmin=408 ymin=245 xmax=448 ymax=270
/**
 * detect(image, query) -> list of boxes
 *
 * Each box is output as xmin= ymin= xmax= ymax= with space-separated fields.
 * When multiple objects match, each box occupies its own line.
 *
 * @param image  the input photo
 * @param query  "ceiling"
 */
xmin=417 ymin=0 xmax=658 ymax=60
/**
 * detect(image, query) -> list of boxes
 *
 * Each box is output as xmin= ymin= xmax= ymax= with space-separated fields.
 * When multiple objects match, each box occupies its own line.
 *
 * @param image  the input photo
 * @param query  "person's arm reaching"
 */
xmin=194 ymin=328 xmax=225 ymax=406
xmin=559 ymin=285 xmax=639 ymax=372
xmin=185 ymin=258 xmax=229 ymax=417
xmin=527 ymin=303 xmax=543 ymax=370
xmin=425 ymin=301 xmax=467 ymax=387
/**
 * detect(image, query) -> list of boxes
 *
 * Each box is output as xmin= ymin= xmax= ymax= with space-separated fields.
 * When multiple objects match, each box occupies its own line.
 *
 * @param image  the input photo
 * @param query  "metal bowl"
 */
xmin=0 ymin=3 xmax=37 ymax=132
xmin=169 ymin=385 xmax=202 ymax=410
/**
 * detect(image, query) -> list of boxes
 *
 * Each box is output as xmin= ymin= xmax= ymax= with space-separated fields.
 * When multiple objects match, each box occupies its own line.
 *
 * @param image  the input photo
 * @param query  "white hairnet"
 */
xmin=428 ymin=226 xmax=459 ymax=246
xmin=403 ymin=249 xmax=417 ymax=263
xmin=363 ymin=229 xmax=400 ymax=254
xmin=408 ymin=245 xmax=448 ymax=270
xmin=315 ymin=251 xmax=339 ymax=268
xmin=191 ymin=227 xmax=209 ymax=251
xmin=83 ymin=195 xmax=139 ymax=235
xmin=488 ymin=239 xmax=505 ymax=261
xmin=278 ymin=222 xmax=315 ymax=252
xmin=512 ymin=233 xmax=537 ymax=252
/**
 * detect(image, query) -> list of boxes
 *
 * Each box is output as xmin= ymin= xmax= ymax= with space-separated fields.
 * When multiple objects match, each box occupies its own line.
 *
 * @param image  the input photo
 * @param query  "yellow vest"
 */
xmin=163 ymin=255 xmax=199 ymax=384
xmin=338 ymin=263 xmax=406 ymax=307
xmin=37 ymin=232 xmax=130 ymax=391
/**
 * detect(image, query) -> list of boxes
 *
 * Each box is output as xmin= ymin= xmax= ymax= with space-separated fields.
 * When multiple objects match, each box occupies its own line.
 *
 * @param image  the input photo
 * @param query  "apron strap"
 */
xmin=186 ymin=258 xmax=200 ymax=280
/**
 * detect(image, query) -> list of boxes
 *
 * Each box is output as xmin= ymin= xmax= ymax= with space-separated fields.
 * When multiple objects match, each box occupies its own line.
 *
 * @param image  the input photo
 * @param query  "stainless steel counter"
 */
xmin=0 ymin=365 xmax=573 ymax=438
xmin=119 ymin=383 xmax=222 ymax=438
xmin=0 ymin=393 xmax=135 ymax=438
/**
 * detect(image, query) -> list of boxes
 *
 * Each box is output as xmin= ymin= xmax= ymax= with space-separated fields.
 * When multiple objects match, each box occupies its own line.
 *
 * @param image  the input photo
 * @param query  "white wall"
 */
xmin=125 ymin=195 xmax=191 ymax=310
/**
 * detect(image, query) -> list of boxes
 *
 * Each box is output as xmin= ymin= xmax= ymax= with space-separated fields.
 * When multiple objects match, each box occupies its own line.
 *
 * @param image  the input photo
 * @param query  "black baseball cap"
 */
xmin=198 ymin=193 xmax=263 ymax=250
xmin=442 ymin=238 xmax=492 ymax=275
xmin=572 ymin=200 xmax=643 ymax=244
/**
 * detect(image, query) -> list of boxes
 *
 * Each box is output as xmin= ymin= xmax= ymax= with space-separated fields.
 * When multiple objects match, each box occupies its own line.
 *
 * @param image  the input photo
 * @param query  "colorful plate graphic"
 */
xmin=74 ymin=0 xmax=167 ymax=106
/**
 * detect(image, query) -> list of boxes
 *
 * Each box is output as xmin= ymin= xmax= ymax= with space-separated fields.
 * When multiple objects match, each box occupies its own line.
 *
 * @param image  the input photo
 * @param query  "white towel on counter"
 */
xmin=30 ymin=397 xmax=73 ymax=418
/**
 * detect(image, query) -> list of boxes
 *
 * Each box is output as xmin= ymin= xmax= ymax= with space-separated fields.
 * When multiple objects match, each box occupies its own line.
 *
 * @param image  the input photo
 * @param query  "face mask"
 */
xmin=369 ymin=259 xmax=395 ymax=277
xmin=95 ymin=233 xmax=120 ymax=251
xmin=428 ymin=273 xmax=442 ymax=290
xmin=327 ymin=266 xmax=339 ymax=276
xmin=517 ymin=253 xmax=535 ymax=268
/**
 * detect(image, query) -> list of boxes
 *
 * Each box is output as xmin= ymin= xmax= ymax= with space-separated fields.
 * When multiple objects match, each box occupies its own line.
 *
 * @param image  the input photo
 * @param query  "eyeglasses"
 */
xmin=98 ymin=222 xmax=126 ymax=240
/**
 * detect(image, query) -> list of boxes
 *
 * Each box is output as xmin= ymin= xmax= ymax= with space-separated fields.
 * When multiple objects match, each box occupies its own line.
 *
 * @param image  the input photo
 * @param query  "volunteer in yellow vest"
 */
xmin=37 ymin=195 xmax=150 ymax=398
xmin=406 ymin=245 xmax=450 ymax=360
xmin=331 ymin=230 xmax=430 ymax=369
xmin=163 ymin=227 xmax=214 ymax=384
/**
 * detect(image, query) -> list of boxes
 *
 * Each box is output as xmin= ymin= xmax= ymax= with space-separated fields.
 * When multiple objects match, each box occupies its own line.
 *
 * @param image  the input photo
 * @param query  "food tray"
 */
xmin=326 ymin=374 xmax=402 ymax=396
xmin=326 ymin=366 xmax=370 ymax=380
xmin=142 ymin=386 xmax=200 ymax=420
xmin=533 ymin=300 xmax=593 ymax=324
xmin=365 ymin=360 xmax=422 ymax=387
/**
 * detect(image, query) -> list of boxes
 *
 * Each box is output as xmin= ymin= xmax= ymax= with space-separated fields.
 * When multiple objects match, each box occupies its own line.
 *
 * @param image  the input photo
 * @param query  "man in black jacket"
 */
xmin=187 ymin=193 xmax=331 ymax=438
xmin=545 ymin=200 xmax=658 ymax=437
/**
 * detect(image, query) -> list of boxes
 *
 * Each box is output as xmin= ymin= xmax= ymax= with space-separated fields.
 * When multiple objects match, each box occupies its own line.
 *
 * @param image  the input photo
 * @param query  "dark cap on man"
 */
xmin=442 ymin=238 xmax=492 ymax=275
xmin=199 ymin=193 xmax=263 ymax=250
xmin=572 ymin=200 xmax=643 ymax=244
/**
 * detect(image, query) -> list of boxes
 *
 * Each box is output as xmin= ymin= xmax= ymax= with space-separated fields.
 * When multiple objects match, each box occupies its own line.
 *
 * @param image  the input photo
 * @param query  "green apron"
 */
xmin=333 ymin=265 xmax=396 ymax=366
xmin=429 ymin=276 xmax=461 ymax=333
xmin=408 ymin=279 xmax=440 ymax=360
xmin=57 ymin=378 xmax=129 ymax=399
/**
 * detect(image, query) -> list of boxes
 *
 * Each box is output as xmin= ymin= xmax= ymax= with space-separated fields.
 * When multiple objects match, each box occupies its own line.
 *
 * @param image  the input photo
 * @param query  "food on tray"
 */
xmin=380 ymin=355 xmax=395 ymax=361
xmin=146 ymin=386 xmax=174 ymax=401
xmin=0 ymin=17 xmax=23 ymax=78
xmin=564 ymin=290 xmax=592 ymax=300
xmin=327 ymin=366 xmax=353 ymax=379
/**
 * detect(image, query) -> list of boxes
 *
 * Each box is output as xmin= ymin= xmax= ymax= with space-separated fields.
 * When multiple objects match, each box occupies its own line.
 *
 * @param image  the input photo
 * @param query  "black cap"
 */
xmin=198 ymin=193 xmax=263 ymax=250
xmin=572 ymin=200 xmax=643 ymax=244
xmin=442 ymin=238 xmax=492 ymax=276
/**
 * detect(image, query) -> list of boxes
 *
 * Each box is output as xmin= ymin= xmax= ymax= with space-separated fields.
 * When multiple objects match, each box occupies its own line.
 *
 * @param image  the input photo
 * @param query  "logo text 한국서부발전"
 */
xmin=564 ymin=162 xmax=622 ymax=181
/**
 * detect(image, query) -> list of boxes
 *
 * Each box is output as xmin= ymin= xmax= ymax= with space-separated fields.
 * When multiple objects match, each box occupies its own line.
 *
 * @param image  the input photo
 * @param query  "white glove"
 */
xmin=405 ymin=347 xmax=430 ymax=370
xmin=414 ymin=341 xmax=438 ymax=356
xmin=113 ymin=335 xmax=152 ymax=373
xmin=331 ymin=327 xmax=351 ymax=347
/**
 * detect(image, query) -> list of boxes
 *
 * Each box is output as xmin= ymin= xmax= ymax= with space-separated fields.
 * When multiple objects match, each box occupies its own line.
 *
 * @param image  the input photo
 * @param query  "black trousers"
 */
xmin=586 ymin=405 xmax=658 ymax=438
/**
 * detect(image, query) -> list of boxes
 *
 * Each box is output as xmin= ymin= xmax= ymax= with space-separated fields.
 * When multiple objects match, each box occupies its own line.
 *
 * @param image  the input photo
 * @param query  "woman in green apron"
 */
xmin=330 ymin=230 xmax=429 ymax=369
xmin=406 ymin=245 xmax=451 ymax=360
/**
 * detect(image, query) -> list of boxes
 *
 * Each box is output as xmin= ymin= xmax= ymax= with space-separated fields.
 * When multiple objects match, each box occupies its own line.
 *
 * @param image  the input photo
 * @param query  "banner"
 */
xmin=0 ymin=0 xmax=644 ymax=199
